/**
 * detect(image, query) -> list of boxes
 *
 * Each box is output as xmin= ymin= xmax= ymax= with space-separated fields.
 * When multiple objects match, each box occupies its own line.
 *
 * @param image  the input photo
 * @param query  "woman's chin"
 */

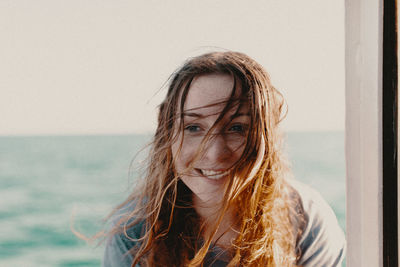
xmin=193 ymin=187 xmax=226 ymax=206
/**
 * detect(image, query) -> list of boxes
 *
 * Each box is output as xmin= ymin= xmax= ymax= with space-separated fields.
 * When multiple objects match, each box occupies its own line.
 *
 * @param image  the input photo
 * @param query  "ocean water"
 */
xmin=0 ymin=132 xmax=345 ymax=266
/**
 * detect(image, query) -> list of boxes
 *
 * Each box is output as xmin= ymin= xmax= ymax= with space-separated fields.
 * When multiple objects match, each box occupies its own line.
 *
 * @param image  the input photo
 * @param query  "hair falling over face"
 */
xmin=105 ymin=51 xmax=304 ymax=266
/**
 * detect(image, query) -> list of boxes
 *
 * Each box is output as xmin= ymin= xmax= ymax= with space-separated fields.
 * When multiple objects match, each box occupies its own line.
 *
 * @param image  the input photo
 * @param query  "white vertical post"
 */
xmin=345 ymin=0 xmax=383 ymax=266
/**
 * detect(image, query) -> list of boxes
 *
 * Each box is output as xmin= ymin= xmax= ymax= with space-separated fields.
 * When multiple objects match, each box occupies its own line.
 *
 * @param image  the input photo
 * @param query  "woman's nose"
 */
xmin=202 ymin=135 xmax=231 ymax=163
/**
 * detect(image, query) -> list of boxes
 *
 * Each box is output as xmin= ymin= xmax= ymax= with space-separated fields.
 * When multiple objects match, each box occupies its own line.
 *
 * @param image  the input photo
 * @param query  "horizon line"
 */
xmin=0 ymin=129 xmax=345 ymax=138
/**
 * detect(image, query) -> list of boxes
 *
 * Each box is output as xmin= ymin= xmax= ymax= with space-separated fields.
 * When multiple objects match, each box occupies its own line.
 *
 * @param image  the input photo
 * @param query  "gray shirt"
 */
xmin=102 ymin=179 xmax=346 ymax=267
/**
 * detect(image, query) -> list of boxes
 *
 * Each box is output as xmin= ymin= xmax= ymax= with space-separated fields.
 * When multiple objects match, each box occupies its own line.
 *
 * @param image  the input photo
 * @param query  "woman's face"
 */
xmin=171 ymin=73 xmax=250 ymax=205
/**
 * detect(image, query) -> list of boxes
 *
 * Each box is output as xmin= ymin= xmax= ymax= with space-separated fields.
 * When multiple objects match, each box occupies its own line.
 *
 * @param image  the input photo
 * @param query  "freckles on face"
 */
xmin=171 ymin=73 xmax=250 ymax=204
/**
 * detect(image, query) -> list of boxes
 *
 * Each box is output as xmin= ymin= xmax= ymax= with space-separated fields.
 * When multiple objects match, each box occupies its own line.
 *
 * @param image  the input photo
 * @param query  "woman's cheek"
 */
xmin=180 ymin=138 xmax=200 ymax=166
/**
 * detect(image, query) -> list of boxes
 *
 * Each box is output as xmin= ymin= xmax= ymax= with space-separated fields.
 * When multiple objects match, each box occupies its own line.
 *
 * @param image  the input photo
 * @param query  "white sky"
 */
xmin=0 ymin=0 xmax=344 ymax=135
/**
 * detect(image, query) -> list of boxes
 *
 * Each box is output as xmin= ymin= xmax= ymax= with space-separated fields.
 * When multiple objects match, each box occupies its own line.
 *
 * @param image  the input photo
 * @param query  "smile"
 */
xmin=197 ymin=169 xmax=230 ymax=180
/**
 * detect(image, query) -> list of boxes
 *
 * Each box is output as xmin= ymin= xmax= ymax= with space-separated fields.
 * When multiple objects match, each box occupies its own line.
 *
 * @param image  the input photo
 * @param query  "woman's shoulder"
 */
xmin=286 ymin=178 xmax=336 ymax=214
xmin=285 ymin=178 xmax=346 ymax=266
xmin=102 ymin=202 xmax=145 ymax=267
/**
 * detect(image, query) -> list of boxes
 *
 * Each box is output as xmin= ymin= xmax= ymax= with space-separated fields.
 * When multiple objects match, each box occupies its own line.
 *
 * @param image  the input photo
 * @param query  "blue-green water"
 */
xmin=0 ymin=132 xmax=345 ymax=266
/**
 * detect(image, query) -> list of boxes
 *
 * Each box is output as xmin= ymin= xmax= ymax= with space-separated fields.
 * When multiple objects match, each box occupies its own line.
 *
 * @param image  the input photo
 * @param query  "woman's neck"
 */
xmin=193 ymin=196 xmax=238 ymax=248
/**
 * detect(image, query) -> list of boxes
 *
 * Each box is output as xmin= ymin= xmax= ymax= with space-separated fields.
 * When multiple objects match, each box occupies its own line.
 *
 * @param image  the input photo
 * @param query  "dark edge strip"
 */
xmin=383 ymin=0 xmax=398 ymax=266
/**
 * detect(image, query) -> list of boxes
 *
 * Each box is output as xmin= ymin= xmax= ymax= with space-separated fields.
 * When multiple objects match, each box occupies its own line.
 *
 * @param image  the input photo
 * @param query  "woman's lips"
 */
xmin=196 ymin=168 xmax=230 ymax=180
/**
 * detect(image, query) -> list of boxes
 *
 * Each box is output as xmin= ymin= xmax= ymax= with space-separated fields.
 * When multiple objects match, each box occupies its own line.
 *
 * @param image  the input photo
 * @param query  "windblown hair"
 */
xmin=106 ymin=51 xmax=302 ymax=266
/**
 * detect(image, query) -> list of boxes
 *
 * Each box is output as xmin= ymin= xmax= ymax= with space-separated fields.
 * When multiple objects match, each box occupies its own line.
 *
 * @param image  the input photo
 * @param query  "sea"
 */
xmin=0 ymin=132 xmax=346 ymax=267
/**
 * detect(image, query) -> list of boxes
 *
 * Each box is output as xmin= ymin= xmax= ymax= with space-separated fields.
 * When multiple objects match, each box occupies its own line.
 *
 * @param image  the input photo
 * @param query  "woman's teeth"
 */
xmin=200 ymin=169 xmax=230 ymax=180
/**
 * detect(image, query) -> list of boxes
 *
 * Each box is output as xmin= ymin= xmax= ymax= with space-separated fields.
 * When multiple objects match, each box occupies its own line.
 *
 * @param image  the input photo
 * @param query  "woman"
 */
xmin=102 ymin=51 xmax=345 ymax=266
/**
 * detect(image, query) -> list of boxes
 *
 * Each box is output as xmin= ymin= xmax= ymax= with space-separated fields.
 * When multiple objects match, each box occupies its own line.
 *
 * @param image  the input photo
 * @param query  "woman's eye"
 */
xmin=228 ymin=124 xmax=246 ymax=133
xmin=185 ymin=125 xmax=201 ymax=133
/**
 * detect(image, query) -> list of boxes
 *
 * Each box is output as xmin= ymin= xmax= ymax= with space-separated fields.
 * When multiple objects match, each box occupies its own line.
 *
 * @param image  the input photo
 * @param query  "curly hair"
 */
xmin=105 ymin=51 xmax=302 ymax=266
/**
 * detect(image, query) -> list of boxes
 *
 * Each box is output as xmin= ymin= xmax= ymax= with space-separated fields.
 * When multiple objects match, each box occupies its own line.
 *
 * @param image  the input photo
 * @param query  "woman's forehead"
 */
xmin=183 ymin=73 xmax=242 ymax=112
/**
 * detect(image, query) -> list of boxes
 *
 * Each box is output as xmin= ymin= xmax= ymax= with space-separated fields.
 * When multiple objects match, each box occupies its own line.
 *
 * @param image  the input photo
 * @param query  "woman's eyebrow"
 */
xmin=183 ymin=112 xmax=250 ymax=119
xmin=183 ymin=112 xmax=205 ymax=118
xmin=231 ymin=113 xmax=250 ymax=119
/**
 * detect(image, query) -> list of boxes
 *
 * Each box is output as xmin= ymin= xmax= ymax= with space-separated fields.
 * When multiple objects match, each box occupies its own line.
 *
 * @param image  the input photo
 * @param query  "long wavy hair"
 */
xmin=106 ymin=51 xmax=302 ymax=266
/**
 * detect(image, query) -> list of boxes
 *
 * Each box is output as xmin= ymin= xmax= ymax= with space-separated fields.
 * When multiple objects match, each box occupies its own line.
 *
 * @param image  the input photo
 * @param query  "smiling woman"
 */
xmin=101 ymin=51 xmax=345 ymax=266
xmin=172 ymin=74 xmax=250 ymax=206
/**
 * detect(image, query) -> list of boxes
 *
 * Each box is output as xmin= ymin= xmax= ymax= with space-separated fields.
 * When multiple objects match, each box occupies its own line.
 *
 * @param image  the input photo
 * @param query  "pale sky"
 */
xmin=0 ymin=1 xmax=344 ymax=135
